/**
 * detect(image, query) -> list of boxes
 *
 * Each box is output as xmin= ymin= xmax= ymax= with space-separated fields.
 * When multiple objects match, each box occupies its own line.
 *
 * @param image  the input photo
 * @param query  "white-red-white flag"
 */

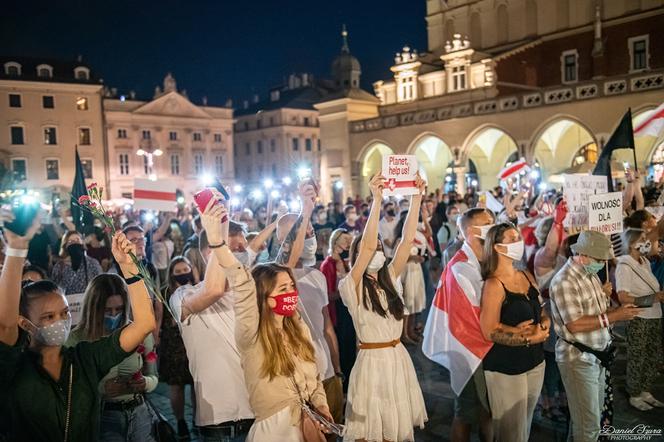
xmin=634 ymin=103 xmax=664 ymax=138
xmin=133 ymin=178 xmax=176 ymax=211
xmin=422 ymin=249 xmax=493 ymax=395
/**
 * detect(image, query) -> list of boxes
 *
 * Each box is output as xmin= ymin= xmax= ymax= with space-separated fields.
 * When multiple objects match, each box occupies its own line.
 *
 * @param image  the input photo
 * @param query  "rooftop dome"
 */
xmin=331 ymin=25 xmax=361 ymax=89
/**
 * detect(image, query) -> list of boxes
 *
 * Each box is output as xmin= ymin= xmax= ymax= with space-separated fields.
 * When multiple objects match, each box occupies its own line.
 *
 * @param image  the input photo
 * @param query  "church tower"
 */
xmin=331 ymin=25 xmax=362 ymax=89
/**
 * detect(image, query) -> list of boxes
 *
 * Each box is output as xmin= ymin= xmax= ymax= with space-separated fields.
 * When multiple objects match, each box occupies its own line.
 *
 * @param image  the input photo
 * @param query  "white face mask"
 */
xmin=635 ymin=240 xmax=652 ymax=256
xmin=30 ymin=318 xmax=72 ymax=346
xmin=474 ymin=224 xmax=495 ymax=240
xmin=318 ymin=213 xmax=328 ymax=224
xmin=497 ymin=240 xmax=525 ymax=261
xmin=233 ymin=250 xmax=253 ymax=266
xmin=449 ymin=213 xmax=460 ymax=224
xmin=347 ymin=213 xmax=358 ymax=222
xmin=367 ymin=251 xmax=386 ymax=273
xmin=301 ymin=236 xmax=317 ymax=267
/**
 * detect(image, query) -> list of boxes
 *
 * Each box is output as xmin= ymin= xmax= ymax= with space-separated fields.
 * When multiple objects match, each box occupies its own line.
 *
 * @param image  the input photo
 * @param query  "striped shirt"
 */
xmin=550 ymin=258 xmax=611 ymax=364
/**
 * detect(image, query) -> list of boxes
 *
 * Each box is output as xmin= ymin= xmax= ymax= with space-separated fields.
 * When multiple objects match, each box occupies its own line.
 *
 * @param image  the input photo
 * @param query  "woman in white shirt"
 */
xmin=616 ymin=228 xmax=664 ymax=411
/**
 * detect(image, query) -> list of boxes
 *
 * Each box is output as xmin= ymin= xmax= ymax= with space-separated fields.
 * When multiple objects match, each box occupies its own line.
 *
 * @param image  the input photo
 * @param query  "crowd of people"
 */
xmin=0 ymin=168 xmax=662 ymax=442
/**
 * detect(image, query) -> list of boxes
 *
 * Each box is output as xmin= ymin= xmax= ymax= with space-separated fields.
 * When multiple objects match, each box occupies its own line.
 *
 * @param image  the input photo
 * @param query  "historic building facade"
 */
xmin=316 ymin=0 xmax=664 ymax=201
xmin=0 ymin=56 xmax=105 ymax=199
xmin=103 ymin=74 xmax=234 ymax=199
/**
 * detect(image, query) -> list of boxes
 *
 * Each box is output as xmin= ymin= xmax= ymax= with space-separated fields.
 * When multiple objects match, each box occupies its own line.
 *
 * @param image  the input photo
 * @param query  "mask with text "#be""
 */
xmin=271 ymin=290 xmax=299 ymax=317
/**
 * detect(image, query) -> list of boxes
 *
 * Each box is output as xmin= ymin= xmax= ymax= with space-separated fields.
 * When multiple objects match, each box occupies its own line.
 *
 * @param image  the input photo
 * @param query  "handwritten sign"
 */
xmin=588 ymin=192 xmax=623 ymax=235
xmin=563 ymin=175 xmax=608 ymax=229
xmin=66 ymin=293 xmax=86 ymax=326
xmin=382 ymin=155 xmax=419 ymax=196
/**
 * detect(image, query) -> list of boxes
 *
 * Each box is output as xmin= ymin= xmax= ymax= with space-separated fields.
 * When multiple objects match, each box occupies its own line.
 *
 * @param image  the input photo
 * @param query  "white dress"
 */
xmin=402 ymin=259 xmax=425 ymax=315
xmin=339 ymin=268 xmax=427 ymax=442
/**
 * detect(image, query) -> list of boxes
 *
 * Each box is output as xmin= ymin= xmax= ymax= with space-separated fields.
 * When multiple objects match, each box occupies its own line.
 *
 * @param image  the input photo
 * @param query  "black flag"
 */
xmin=71 ymin=147 xmax=94 ymax=233
xmin=592 ymin=109 xmax=635 ymax=192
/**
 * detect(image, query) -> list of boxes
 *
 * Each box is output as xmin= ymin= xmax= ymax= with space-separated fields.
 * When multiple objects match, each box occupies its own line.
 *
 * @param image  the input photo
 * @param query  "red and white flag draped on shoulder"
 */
xmin=422 ymin=249 xmax=493 ymax=395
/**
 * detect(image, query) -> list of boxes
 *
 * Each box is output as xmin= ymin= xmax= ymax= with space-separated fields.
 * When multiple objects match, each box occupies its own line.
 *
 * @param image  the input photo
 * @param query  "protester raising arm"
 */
xmin=349 ymin=174 xmax=385 ymax=287
xmin=0 ymin=212 xmax=40 ymax=346
xmin=177 ymin=195 xmax=230 ymax=322
xmin=112 ymin=232 xmax=158 ymax=352
xmin=275 ymin=183 xmax=317 ymax=268
xmin=391 ymin=174 xmax=426 ymax=278
xmin=534 ymin=200 xmax=567 ymax=276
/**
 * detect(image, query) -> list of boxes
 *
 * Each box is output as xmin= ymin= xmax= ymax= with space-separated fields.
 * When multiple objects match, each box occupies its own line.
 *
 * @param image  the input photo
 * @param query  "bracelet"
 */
xmin=209 ymin=240 xmax=227 ymax=249
xmin=125 ymin=275 xmax=143 ymax=285
xmin=5 ymin=247 xmax=28 ymax=258
xmin=599 ymin=313 xmax=610 ymax=328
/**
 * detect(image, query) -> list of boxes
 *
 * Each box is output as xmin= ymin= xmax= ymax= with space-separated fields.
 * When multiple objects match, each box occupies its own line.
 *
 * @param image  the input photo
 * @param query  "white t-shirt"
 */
xmin=293 ymin=267 xmax=335 ymax=381
xmin=379 ymin=217 xmax=399 ymax=258
xmin=170 ymin=283 xmax=254 ymax=426
xmin=615 ymin=255 xmax=662 ymax=319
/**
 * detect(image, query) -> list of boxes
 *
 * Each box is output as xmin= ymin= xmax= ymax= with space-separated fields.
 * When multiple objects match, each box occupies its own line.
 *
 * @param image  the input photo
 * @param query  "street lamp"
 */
xmin=136 ymin=147 xmax=163 ymax=181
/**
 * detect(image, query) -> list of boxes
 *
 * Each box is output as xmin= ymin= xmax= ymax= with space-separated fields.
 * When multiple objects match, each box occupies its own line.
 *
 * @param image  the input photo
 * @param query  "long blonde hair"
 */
xmin=251 ymin=263 xmax=316 ymax=379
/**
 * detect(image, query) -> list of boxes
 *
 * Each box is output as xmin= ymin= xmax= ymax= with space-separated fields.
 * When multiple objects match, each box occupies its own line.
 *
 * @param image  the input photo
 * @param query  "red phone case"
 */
xmin=194 ymin=188 xmax=228 ymax=222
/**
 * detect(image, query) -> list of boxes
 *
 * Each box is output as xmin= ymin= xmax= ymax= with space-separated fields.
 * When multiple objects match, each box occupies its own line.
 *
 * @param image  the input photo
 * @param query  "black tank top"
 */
xmin=483 ymin=273 xmax=545 ymax=375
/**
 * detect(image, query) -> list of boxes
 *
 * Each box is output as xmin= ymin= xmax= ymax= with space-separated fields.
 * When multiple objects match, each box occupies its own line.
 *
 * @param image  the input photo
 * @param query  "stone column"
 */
xmin=455 ymin=165 xmax=467 ymax=194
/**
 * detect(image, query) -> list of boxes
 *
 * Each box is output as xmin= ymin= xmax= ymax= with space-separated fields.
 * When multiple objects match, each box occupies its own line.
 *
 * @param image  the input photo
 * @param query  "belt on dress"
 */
xmin=199 ymin=419 xmax=255 ymax=437
xmin=358 ymin=338 xmax=401 ymax=350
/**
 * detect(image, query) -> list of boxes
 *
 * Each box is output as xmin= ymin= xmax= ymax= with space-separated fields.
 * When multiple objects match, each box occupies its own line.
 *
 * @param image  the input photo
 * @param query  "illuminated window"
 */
xmin=572 ymin=143 xmax=598 ymax=166
xmin=44 ymin=127 xmax=57 ymax=145
xmin=46 ymin=160 xmax=59 ymax=180
xmin=81 ymin=159 xmax=93 ymax=178
xmin=76 ymin=97 xmax=88 ymax=110
xmin=78 ymin=128 xmax=91 ymax=145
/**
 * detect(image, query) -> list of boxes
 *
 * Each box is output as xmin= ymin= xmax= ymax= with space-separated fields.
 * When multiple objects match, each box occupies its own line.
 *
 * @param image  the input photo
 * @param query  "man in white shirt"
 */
xmin=170 ymin=204 xmax=255 ymax=441
xmin=275 ymin=188 xmax=344 ymax=430
xmin=378 ymin=200 xmax=399 ymax=259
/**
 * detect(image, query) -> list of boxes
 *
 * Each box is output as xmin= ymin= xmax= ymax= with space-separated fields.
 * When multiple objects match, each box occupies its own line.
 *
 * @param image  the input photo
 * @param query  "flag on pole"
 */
xmin=592 ymin=109 xmax=635 ymax=192
xmin=634 ymin=103 xmax=664 ymax=138
xmin=422 ymin=248 xmax=493 ymax=395
xmin=71 ymin=147 xmax=94 ymax=233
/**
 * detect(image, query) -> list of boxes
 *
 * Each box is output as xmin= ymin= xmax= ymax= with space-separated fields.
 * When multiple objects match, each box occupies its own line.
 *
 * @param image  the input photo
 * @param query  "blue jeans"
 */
xmin=201 ymin=427 xmax=249 ymax=442
xmin=100 ymin=402 xmax=156 ymax=442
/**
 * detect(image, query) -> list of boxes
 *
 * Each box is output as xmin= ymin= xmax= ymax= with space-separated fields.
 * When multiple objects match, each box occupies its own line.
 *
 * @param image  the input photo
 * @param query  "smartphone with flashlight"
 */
xmin=4 ymin=196 xmax=41 ymax=236
xmin=623 ymin=161 xmax=631 ymax=170
xmin=194 ymin=188 xmax=228 ymax=222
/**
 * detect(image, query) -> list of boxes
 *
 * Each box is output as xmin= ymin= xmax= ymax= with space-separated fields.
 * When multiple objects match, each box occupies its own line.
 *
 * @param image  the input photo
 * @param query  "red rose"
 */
xmin=145 ymin=351 xmax=158 ymax=364
xmin=132 ymin=371 xmax=144 ymax=381
xmin=78 ymin=195 xmax=90 ymax=205
xmin=87 ymin=182 xmax=98 ymax=190
xmin=135 ymin=344 xmax=145 ymax=354
xmin=103 ymin=226 xmax=112 ymax=234
xmin=89 ymin=201 xmax=98 ymax=208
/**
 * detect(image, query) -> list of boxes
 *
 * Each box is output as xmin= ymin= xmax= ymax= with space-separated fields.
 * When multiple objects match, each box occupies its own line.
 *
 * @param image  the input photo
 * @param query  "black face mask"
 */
xmin=363 ymin=210 xmax=370 ymax=217
xmin=174 ymin=272 xmax=194 ymax=286
xmin=386 ymin=209 xmax=396 ymax=217
xmin=67 ymin=243 xmax=85 ymax=271
xmin=340 ymin=250 xmax=350 ymax=260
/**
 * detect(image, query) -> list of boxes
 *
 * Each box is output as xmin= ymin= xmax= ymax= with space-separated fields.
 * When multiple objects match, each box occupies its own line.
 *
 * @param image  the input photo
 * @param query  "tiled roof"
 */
xmin=0 ymin=55 xmax=99 ymax=84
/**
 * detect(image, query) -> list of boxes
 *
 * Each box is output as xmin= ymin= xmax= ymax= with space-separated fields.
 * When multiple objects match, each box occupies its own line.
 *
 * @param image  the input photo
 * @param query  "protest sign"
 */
xmin=562 ymin=174 xmax=608 ymax=229
xmin=134 ymin=178 xmax=177 ymax=211
xmin=588 ymin=192 xmax=623 ymax=235
xmin=382 ymin=155 xmax=419 ymax=196
xmin=66 ymin=293 xmax=85 ymax=326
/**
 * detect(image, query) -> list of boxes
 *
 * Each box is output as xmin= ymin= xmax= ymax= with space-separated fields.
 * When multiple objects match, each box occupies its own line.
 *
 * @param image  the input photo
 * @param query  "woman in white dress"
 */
xmin=340 ymin=173 xmax=428 ymax=442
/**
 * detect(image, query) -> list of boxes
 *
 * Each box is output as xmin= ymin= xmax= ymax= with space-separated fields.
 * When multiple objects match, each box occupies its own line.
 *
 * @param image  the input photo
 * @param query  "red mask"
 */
xmin=271 ymin=290 xmax=299 ymax=317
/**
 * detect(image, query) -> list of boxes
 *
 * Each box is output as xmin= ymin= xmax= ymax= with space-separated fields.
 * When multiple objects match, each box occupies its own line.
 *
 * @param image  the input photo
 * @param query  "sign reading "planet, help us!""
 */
xmin=382 ymin=155 xmax=419 ymax=196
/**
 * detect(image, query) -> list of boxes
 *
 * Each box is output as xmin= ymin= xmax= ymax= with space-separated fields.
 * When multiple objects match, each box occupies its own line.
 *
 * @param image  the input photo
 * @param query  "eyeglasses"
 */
xmin=128 ymin=237 xmax=145 ymax=244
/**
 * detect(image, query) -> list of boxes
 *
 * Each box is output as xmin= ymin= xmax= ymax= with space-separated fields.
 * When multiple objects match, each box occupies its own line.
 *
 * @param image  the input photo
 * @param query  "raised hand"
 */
xmin=554 ymin=200 xmax=568 ymax=225
xmin=200 ymin=191 xmax=228 ymax=246
xmin=299 ymin=183 xmax=317 ymax=216
xmin=414 ymin=172 xmax=426 ymax=196
xmin=112 ymin=232 xmax=138 ymax=273
xmin=368 ymin=174 xmax=386 ymax=200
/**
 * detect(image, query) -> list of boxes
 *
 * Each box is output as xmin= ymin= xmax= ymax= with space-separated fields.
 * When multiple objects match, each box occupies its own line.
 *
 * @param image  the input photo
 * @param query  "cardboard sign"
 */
xmin=588 ymin=192 xmax=623 ymax=234
xmin=563 ymin=175 xmax=608 ymax=228
xmin=382 ymin=155 xmax=419 ymax=196
xmin=66 ymin=293 xmax=86 ymax=326
xmin=134 ymin=178 xmax=177 ymax=211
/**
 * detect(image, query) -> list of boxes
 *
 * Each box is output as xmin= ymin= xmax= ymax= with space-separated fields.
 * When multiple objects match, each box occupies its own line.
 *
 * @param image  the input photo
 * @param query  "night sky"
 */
xmin=0 ymin=0 xmax=427 ymax=106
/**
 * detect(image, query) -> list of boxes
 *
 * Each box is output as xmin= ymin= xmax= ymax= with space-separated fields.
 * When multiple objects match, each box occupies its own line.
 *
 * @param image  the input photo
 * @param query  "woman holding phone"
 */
xmin=616 ymin=227 xmax=664 ymax=411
